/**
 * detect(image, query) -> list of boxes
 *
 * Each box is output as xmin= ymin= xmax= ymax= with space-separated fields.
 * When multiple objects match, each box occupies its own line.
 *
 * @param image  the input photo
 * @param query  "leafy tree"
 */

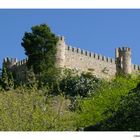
xmin=8 ymin=72 xmax=14 ymax=89
xmin=1 ymin=67 xmax=9 ymax=90
xmin=21 ymin=24 xmax=58 ymax=84
xmin=1 ymin=67 xmax=14 ymax=90
xmin=60 ymin=72 xmax=100 ymax=97
xmin=25 ymin=67 xmax=38 ymax=88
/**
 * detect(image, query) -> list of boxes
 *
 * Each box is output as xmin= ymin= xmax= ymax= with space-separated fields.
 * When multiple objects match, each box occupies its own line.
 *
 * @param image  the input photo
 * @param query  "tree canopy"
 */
xmin=21 ymin=24 xmax=59 ymax=84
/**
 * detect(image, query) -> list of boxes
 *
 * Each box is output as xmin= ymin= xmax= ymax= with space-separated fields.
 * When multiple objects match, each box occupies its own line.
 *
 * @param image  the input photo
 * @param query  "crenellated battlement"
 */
xmin=66 ymin=45 xmax=115 ymax=64
xmin=132 ymin=64 xmax=140 ymax=71
xmin=15 ymin=58 xmax=28 ymax=66
xmin=58 ymin=36 xmax=64 ymax=40
xmin=3 ymin=57 xmax=18 ymax=64
xmin=3 ymin=57 xmax=28 ymax=69
xmin=118 ymin=47 xmax=131 ymax=52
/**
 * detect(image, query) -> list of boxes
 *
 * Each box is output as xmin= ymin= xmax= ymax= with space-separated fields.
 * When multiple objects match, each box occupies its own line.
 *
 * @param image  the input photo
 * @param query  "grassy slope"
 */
xmin=0 ymin=76 xmax=139 ymax=130
xmin=75 ymin=76 xmax=140 ymax=129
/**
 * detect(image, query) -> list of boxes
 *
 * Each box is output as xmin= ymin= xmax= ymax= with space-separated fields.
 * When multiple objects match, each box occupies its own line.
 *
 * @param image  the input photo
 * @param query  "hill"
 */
xmin=0 ymin=73 xmax=139 ymax=131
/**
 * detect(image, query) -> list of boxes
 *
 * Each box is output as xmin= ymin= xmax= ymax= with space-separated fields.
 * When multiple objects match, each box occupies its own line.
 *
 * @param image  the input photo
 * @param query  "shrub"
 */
xmin=60 ymin=72 xmax=101 ymax=97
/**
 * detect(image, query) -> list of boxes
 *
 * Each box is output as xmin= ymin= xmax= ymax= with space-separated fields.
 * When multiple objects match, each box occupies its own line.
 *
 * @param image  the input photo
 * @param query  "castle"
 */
xmin=3 ymin=36 xmax=140 ymax=81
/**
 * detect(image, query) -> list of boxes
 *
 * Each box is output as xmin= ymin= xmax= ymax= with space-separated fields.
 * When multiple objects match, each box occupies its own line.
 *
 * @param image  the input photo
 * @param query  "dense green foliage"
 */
xmin=0 ymin=73 xmax=140 ymax=131
xmin=0 ymin=67 xmax=14 ymax=90
xmin=21 ymin=24 xmax=59 ymax=84
xmin=86 ymin=81 xmax=140 ymax=131
xmin=60 ymin=72 xmax=101 ymax=97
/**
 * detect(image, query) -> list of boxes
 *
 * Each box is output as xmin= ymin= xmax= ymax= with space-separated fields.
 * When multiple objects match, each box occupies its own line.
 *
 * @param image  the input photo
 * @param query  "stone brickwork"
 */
xmin=115 ymin=47 xmax=132 ymax=75
xmin=3 ymin=57 xmax=28 ymax=81
xmin=3 ymin=36 xmax=140 ymax=81
xmin=64 ymin=45 xmax=116 ymax=79
xmin=55 ymin=36 xmax=140 ymax=79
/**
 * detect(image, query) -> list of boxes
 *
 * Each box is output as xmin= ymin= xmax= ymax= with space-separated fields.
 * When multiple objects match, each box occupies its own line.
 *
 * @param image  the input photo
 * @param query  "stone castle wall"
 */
xmin=3 ymin=58 xmax=28 ymax=81
xmin=64 ymin=46 xmax=116 ymax=79
xmin=132 ymin=64 xmax=140 ymax=73
xmin=3 ymin=36 xmax=140 ymax=81
xmin=55 ymin=36 xmax=140 ymax=79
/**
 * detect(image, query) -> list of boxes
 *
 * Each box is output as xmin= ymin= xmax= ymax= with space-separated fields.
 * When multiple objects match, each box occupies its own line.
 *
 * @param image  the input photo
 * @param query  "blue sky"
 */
xmin=1 ymin=9 xmax=140 ymax=68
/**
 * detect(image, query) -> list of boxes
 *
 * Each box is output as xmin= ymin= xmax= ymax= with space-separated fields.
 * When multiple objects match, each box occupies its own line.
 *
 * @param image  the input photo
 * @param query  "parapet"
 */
xmin=115 ymin=47 xmax=131 ymax=58
xmin=58 ymin=36 xmax=65 ymax=41
xmin=3 ymin=57 xmax=18 ymax=64
xmin=3 ymin=57 xmax=28 ymax=69
xmin=16 ymin=58 xmax=28 ymax=66
xmin=66 ymin=45 xmax=115 ymax=63
xmin=118 ymin=47 xmax=131 ymax=52
xmin=132 ymin=64 xmax=140 ymax=71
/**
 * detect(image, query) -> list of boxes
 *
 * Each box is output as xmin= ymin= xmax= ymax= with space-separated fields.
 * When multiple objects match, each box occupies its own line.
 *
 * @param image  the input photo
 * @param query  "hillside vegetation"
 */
xmin=1 ymin=24 xmax=140 ymax=131
xmin=0 ymin=73 xmax=139 ymax=131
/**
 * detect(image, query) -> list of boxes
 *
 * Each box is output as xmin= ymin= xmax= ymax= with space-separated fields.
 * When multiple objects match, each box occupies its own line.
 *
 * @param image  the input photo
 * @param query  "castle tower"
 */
xmin=115 ymin=47 xmax=131 ymax=75
xmin=3 ymin=57 xmax=17 ymax=69
xmin=55 ymin=36 xmax=66 ymax=68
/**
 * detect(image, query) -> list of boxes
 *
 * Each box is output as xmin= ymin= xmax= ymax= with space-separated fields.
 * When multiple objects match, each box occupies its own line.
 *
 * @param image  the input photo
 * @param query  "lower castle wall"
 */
xmin=12 ymin=64 xmax=27 ymax=82
xmin=131 ymin=64 xmax=140 ymax=74
xmin=64 ymin=47 xmax=116 ymax=79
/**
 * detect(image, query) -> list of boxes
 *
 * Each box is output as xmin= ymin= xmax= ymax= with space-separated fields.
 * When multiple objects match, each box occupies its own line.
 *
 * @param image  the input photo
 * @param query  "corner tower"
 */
xmin=55 ymin=36 xmax=66 ymax=68
xmin=115 ymin=47 xmax=131 ymax=75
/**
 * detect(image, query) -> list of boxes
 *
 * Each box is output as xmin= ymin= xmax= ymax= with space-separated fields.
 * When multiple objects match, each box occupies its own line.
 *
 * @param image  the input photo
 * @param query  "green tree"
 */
xmin=1 ymin=67 xmax=14 ymax=90
xmin=25 ymin=67 xmax=38 ymax=88
xmin=60 ymin=72 xmax=100 ymax=97
xmin=1 ymin=67 xmax=9 ymax=90
xmin=21 ymin=24 xmax=58 ymax=84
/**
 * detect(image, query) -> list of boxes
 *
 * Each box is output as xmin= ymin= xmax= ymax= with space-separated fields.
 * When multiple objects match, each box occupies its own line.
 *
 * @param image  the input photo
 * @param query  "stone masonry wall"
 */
xmin=3 ymin=37 xmax=140 ymax=81
xmin=132 ymin=64 xmax=140 ymax=74
xmin=64 ymin=46 xmax=116 ymax=79
xmin=3 ymin=58 xmax=28 ymax=82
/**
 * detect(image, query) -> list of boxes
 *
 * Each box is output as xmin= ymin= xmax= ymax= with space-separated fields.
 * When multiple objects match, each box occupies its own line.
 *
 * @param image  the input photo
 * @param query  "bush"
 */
xmin=60 ymin=72 xmax=101 ymax=97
